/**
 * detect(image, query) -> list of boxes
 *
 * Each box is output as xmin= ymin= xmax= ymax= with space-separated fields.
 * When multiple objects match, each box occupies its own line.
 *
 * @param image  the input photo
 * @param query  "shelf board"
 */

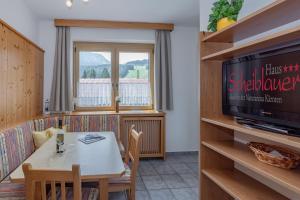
xmin=202 ymin=0 xmax=300 ymax=43
xmin=202 ymin=24 xmax=300 ymax=61
xmin=202 ymin=140 xmax=300 ymax=195
xmin=202 ymin=169 xmax=288 ymax=200
xmin=202 ymin=117 xmax=300 ymax=150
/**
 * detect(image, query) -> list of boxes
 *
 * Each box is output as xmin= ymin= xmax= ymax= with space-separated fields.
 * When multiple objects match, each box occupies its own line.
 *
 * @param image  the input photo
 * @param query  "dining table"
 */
xmin=10 ymin=131 xmax=125 ymax=200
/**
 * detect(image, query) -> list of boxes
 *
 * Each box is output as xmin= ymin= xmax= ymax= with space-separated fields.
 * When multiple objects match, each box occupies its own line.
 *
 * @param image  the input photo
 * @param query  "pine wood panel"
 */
xmin=0 ymin=24 xmax=7 ymax=128
xmin=0 ymin=21 xmax=44 ymax=130
xmin=202 ymin=24 xmax=300 ymax=61
xmin=202 ymin=0 xmax=300 ymax=43
xmin=202 ymin=117 xmax=300 ymax=150
xmin=202 ymin=174 xmax=233 ymax=200
xmin=55 ymin=19 xmax=174 ymax=31
xmin=202 ymin=140 xmax=300 ymax=195
xmin=199 ymin=2 xmax=300 ymax=197
xmin=6 ymin=28 xmax=19 ymax=126
xmin=202 ymin=169 xmax=288 ymax=200
xmin=200 ymin=32 xmax=233 ymax=119
xmin=0 ymin=19 xmax=44 ymax=52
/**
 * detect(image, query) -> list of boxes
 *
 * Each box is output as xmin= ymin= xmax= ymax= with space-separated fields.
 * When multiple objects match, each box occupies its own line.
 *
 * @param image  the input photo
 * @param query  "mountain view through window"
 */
xmin=76 ymin=49 xmax=153 ymax=109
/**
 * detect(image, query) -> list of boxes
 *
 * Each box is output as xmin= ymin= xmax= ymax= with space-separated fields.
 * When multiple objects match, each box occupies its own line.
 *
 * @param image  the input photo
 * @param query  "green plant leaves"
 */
xmin=207 ymin=0 xmax=244 ymax=32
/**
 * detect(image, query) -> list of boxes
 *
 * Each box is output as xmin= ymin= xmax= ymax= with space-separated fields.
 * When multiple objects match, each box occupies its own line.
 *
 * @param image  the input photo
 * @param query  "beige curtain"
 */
xmin=155 ymin=30 xmax=173 ymax=111
xmin=49 ymin=26 xmax=73 ymax=112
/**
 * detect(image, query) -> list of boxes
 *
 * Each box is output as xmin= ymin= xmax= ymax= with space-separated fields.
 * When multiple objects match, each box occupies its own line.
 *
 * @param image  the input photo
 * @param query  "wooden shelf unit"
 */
xmin=202 ymin=0 xmax=300 ymax=43
xmin=202 ymin=169 xmax=288 ymax=200
xmin=202 ymin=140 xmax=300 ymax=194
xmin=202 ymin=117 xmax=300 ymax=150
xmin=199 ymin=1 xmax=300 ymax=199
xmin=202 ymin=24 xmax=300 ymax=61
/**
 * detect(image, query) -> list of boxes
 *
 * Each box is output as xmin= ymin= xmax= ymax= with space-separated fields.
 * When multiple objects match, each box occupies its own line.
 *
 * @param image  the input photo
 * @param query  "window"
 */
xmin=74 ymin=42 xmax=154 ymax=111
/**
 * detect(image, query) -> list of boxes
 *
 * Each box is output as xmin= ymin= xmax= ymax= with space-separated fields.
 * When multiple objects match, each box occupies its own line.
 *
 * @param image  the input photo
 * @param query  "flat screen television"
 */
xmin=222 ymin=42 xmax=300 ymax=134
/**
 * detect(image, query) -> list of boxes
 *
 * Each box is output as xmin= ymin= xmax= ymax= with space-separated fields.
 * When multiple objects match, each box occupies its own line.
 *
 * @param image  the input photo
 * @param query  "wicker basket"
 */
xmin=248 ymin=142 xmax=300 ymax=169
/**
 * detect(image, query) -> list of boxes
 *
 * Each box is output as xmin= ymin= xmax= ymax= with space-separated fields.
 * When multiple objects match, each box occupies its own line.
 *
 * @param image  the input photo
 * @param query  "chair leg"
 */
xmin=128 ymin=188 xmax=135 ymax=200
xmin=124 ymin=189 xmax=129 ymax=200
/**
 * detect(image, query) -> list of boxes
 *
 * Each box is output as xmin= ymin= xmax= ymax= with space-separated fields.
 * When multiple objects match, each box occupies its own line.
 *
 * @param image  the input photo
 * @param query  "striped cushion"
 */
xmin=63 ymin=115 xmax=120 ymax=138
xmin=33 ymin=117 xmax=60 ymax=131
xmin=109 ymin=163 xmax=131 ymax=184
xmin=0 ymin=121 xmax=35 ymax=182
xmin=47 ymin=187 xmax=98 ymax=200
xmin=1 ymin=176 xmax=11 ymax=184
xmin=0 ymin=182 xmax=25 ymax=199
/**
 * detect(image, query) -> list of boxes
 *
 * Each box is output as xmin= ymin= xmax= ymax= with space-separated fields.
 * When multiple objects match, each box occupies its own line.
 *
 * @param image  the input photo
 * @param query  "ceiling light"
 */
xmin=82 ymin=0 xmax=89 ymax=3
xmin=66 ymin=0 xmax=73 ymax=8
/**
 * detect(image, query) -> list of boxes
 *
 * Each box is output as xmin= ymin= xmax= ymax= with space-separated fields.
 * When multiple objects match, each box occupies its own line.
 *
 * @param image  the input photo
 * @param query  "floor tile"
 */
xmin=171 ymin=163 xmax=194 ymax=174
xmin=179 ymin=174 xmax=199 ymax=187
xmin=164 ymin=155 xmax=182 ymax=164
xmin=183 ymin=154 xmax=198 ymax=163
xmin=186 ymin=163 xmax=199 ymax=174
xmin=109 ymin=191 xmax=127 ymax=200
xmin=136 ymin=171 xmax=141 ymax=177
xmin=136 ymin=190 xmax=151 ymax=200
xmin=136 ymin=176 xmax=146 ymax=191
xmin=148 ymin=189 xmax=176 ymax=200
xmin=142 ymin=175 xmax=168 ymax=190
xmin=134 ymin=152 xmax=199 ymax=200
xmin=161 ymin=174 xmax=189 ymax=189
xmin=139 ymin=161 xmax=158 ymax=176
xmin=171 ymin=188 xmax=198 ymax=200
xmin=192 ymin=187 xmax=199 ymax=197
xmin=150 ymin=159 xmax=166 ymax=165
xmin=153 ymin=163 xmax=177 ymax=175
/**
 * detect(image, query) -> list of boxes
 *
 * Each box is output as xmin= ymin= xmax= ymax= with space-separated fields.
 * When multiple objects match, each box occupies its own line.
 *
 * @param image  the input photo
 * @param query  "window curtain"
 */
xmin=155 ymin=30 xmax=173 ymax=111
xmin=49 ymin=26 xmax=73 ymax=112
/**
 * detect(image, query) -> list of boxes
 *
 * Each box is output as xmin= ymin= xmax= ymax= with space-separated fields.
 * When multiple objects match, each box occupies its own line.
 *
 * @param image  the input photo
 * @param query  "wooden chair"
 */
xmin=108 ymin=125 xmax=143 ymax=200
xmin=22 ymin=164 xmax=99 ymax=200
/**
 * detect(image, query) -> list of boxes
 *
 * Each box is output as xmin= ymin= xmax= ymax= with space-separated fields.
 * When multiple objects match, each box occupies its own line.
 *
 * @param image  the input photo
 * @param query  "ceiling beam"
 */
xmin=54 ymin=19 xmax=174 ymax=31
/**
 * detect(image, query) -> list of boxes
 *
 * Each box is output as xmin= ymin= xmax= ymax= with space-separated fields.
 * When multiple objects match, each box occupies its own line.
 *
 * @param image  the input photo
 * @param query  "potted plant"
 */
xmin=208 ymin=0 xmax=244 ymax=32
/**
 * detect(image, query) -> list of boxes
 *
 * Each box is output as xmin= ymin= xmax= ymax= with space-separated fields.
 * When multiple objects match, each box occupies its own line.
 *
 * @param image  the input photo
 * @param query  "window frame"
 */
xmin=73 ymin=42 xmax=155 ymax=111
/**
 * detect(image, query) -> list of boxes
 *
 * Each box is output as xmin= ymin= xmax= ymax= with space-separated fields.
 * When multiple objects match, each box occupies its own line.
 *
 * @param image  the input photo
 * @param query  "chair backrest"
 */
xmin=22 ymin=164 xmax=81 ymax=200
xmin=124 ymin=125 xmax=143 ymax=181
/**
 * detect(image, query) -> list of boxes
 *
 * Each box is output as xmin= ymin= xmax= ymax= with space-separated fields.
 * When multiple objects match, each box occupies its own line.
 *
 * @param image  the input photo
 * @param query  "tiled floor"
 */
xmin=109 ymin=152 xmax=199 ymax=200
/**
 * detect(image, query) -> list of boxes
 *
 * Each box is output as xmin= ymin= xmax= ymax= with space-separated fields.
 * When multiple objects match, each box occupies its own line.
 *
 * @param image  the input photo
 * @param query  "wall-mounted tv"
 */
xmin=222 ymin=42 xmax=300 ymax=135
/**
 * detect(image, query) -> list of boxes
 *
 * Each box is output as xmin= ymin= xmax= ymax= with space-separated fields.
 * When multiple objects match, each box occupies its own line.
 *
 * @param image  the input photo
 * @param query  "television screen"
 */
xmin=223 ymin=43 xmax=300 ymax=129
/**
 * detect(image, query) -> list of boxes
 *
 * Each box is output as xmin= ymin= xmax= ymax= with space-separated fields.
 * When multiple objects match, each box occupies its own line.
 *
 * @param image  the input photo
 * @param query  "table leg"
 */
xmin=99 ymin=178 xmax=109 ymax=200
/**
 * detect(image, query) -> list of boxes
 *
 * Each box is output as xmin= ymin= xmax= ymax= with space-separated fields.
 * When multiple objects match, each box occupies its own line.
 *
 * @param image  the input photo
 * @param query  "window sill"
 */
xmin=58 ymin=110 xmax=165 ymax=116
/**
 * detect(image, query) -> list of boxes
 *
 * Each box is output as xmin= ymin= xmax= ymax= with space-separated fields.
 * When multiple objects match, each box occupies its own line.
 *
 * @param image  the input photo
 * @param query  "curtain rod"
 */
xmin=54 ymin=19 xmax=174 ymax=31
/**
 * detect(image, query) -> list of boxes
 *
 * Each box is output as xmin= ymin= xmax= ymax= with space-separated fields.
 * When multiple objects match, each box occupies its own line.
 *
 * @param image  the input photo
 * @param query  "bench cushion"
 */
xmin=0 ymin=121 xmax=35 ymax=182
xmin=63 ymin=115 xmax=120 ymax=138
xmin=0 ymin=181 xmax=25 ymax=199
xmin=33 ymin=116 xmax=60 ymax=131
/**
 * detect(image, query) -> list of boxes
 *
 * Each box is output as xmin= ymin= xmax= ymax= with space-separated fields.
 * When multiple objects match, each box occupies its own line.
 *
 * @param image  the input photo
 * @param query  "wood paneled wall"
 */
xmin=0 ymin=21 xmax=44 ymax=130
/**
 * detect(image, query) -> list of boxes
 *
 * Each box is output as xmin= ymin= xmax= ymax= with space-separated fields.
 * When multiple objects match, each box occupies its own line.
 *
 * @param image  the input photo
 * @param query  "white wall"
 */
xmin=0 ymin=0 xmax=39 ymax=42
xmin=38 ymin=21 xmax=200 ymax=152
xmin=166 ymin=27 xmax=199 ymax=152
xmin=37 ymin=20 xmax=56 ymax=103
